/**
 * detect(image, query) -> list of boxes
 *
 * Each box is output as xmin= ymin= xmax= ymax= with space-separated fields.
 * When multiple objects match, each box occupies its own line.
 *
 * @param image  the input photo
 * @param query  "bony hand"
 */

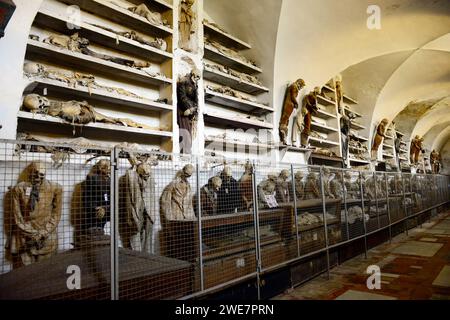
xmin=184 ymin=108 xmax=193 ymax=116
xmin=32 ymin=232 xmax=44 ymax=243
xmin=95 ymin=206 xmax=106 ymax=220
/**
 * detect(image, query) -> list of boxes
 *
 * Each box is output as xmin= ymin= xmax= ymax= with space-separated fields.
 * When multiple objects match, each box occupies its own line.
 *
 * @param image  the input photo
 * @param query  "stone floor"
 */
xmin=275 ymin=211 xmax=450 ymax=300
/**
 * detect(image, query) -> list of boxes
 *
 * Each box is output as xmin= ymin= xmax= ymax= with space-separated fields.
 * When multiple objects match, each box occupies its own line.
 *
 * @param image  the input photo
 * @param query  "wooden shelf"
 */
xmin=204 ymin=44 xmax=262 ymax=74
xmin=24 ymin=78 xmax=172 ymax=113
xmin=17 ymin=111 xmax=172 ymax=138
xmin=60 ymin=0 xmax=173 ymax=38
xmin=350 ymin=122 xmax=366 ymax=130
xmin=399 ymin=156 xmax=408 ymax=161
xmin=309 ymin=137 xmax=340 ymax=148
xmin=343 ymin=107 xmax=362 ymax=118
xmin=26 ymin=40 xmax=172 ymax=87
xmin=323 ymin=85 xmax=335 ymax=93
xmin=311 ymin=121 xmax=338 ymax=134
xmin=203 ymin=21 xmax=251 ymax=50
xmin=203 ymin=67 xmax=268 ymax=95
xmin=203 ymin=110 xmax=273 ymax=130
xmin=204 ymin=89 xmax=272 ymax=114
xmin=350 ymin=134 xmax=368 ymax=142
xmin=126 ymin=0 xmax=173 ymax=12
xmin=33 ymin=9 xmax=172 ymax=63
xmin=383 ymin=153 xmax=394 ymax=159
xmin=278 ymin=145 xmax=312 ymax=153
xmin=349 ymin=145 xmax=368 ymax=152
xmin=317 ymin=95 xmax=335 ymax=106
xmin=316 ymin=108 xmax=337 ymax=119
xmin=310 ymin=153 xmax=342 ymax=163
xmin=343 ymin=94 xmax=358 ymax=104
xmin=383 ymin=144 xmax=394 ymax=149
xmin=205 ymin=138 xmax=275 ymax=150
xmin=349 ymin=158 xmax=370 ymax=165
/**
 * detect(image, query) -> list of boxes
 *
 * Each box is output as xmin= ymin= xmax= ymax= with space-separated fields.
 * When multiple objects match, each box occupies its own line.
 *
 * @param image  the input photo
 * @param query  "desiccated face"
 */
xmin=23 ymin=94 xmax=50 ymax=111
xmin=280 ymin=169 xmax=290 ymax=180
xmin=296 ymin=79 xmax=306 ymax=89
xmin=211 ymin=176 xmax=222 ymax=191
xmin=96 ymin=160 xmax=110 ymax=177
xmin=313 ymin=87 xmax=321 ymax=95
xmin=183 ymin=164 xmax=194 ymax=178
xmin=137 ymin=163 xmax=151 ymax=181
xmin=295 ymin=171 xmax=304 ymax=181
xmin=29 ymin=161 xmax=46 ymax=185
xmin=23 ymin=62 xmax=44 ymax=75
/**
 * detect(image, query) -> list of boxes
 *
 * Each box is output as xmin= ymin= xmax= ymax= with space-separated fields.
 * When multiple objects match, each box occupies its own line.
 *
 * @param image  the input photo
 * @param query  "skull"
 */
xmin=23 ymin=94 xmax=50 ymax=112
xmin=182 ymin=164 xmax=194 ymax=178
xmin=136 ymin=163 xmax=151 ymax=181
xmin=280 ymin=169 xmax=290 ymax=180
xmin=93 ymin=159 xmax=110 ymax=177
xmin=210 ymin=176 xmax=222 ymax=191
xmin=295 ymin=171 xmax=304 ymax=181
xmin=158 ymin=39 xmax=168 ymax=52
xmin=23 ymin=62 xmax=44 ymax=76
xmin=29 ymin=161 xmax=46 ymax=185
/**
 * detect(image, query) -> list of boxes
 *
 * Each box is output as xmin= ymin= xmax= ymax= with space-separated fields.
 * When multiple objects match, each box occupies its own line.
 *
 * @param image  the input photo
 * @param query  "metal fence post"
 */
xmin=290 ymin=164 xmax=300 ymax=258
xmin=195 ymin=159 xmax=205 ymax=292
xmin=110 ymin=147 xmax=119 ymax=300
xmin=319 ymin=167 xmax=330 ymax=280
xmin=342 ymin=169 xmax=350 ymax=242
xmin=251 ymin=161 xmax=261 ymax=300
xmin=360 ymin=171 xmax=368 ymax=259
xmin=385 ymin=173 xmax=392 ymax=243
xmin=374 ymin=173 xmax=380 ymax=230
xmin=402 ymin=173 xmax=408 ymax=236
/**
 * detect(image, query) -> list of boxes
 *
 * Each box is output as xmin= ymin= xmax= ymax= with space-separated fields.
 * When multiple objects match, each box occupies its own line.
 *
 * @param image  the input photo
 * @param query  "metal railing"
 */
xmin=0 ymin=139 xmax=448 ymax=300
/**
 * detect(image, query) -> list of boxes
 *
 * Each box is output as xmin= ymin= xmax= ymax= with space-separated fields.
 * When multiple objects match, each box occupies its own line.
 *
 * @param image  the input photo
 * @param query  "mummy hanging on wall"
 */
xmin=160 ymin=164 xmax=195 ymax=221
xmin=179 ymin=0 xmax=196 ymax=52
xmin=119 ymin=155 xmax=159 ymax=253
xmin=7 ymin=161 xmax=62 ymax=268
xmin=177 ymin=72 xmax=200 ymax=154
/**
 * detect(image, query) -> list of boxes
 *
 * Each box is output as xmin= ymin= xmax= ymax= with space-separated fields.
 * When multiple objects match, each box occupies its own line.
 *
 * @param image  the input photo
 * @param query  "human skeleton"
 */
xmin=22 ymin=94 xmax=159 ymax=131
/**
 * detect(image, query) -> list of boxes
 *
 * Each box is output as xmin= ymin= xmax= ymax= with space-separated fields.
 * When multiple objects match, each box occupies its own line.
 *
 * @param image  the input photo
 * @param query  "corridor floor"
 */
xmin=275 ymin=211 xmax=450 ymax=300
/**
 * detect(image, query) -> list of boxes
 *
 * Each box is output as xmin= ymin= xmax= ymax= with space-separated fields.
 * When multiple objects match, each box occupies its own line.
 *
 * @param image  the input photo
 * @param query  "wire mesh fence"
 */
xmin=0 ymin=139 xmax=448 ymax=300
xmin=0 ymin=139 xmax=113 ymax=299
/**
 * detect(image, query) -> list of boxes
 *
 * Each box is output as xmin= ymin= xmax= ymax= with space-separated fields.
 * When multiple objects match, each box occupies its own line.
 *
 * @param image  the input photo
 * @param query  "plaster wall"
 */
xmin=0 ymin=0 xmax=43 ymax=140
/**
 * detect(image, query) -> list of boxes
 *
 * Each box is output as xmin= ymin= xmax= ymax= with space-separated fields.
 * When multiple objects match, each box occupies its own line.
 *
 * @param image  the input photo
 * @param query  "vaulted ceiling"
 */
xmin=206 ymin=0 xmax=450 ymax=172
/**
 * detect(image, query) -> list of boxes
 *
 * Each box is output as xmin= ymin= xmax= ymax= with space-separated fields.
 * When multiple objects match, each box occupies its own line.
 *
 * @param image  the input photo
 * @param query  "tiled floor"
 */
xmin=275 ymin=211 xmax=450 ymax=300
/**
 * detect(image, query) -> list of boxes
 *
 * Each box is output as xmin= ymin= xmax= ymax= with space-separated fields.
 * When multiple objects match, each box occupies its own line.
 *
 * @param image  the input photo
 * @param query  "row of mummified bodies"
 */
xmin=23 ymin=62 xmax=169 ymax=103
xmin=257 ymin=169 xmax=345 ymax=208
xmin=7 ymin=159 xmax=438 ymax=268
xmin=111 ymin=1 xmax=170 ymax=28
xmin=5 ymin=156 xmax=163 ymax=268
xmin=205 ymin=38 xmax=258 ymax=68
xmin=21 ymin=94 xmax=161 ymax=131
xmin=205 ymin=84 xmax=269 ymax=107
xmin=37 ymin=32 xmax=155 ymax=70
xmin=204 ymin=62 xmax=263 ymax=87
